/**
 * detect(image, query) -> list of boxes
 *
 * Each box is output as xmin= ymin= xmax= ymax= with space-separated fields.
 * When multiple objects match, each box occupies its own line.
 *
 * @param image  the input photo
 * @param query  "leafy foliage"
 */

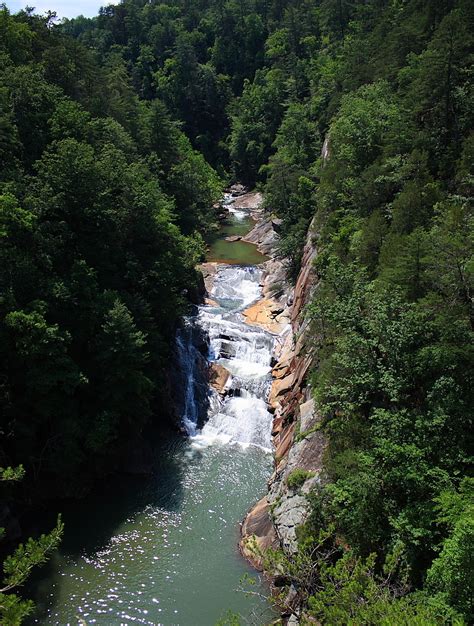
xmin=1 ymin=0 xmax=473 ymax=623
xmin=0 ymin=4 xmax=221 ymax=502
xmin=0 ymin=468 xmax=63 ymax=625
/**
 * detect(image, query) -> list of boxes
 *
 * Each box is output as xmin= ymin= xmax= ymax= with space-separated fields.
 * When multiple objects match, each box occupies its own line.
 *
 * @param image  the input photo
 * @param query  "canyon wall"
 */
xmin=240 ymin=214 xmax=327 ymax=566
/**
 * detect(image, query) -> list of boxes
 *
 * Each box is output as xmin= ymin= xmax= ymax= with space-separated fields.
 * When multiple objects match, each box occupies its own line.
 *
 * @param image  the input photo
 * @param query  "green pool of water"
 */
xmin=28 ymin=206 xmax=274 ymax=625
xmin=30 ymin=436 xmax=273 ymax=625
xmin=206 ymin=214 xmax=267 ymax=265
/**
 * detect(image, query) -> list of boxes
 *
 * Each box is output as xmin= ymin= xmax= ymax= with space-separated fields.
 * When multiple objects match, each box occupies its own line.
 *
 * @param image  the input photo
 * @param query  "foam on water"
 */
xmin=178 ymin=264 xmax=274 ymax=451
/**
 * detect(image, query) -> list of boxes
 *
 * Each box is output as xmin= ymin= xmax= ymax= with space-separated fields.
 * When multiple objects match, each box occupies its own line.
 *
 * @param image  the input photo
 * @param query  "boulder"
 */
xmin=197 ymin=262 xmax=218 ymax=294
xmin=240 ymin=495 xmax=278 ymax=569
xmin=231 ymin=190 xmax=263 ymax=208
xmin=209 ymin=363 xmax=231 ymax=395
xmin=243 ymin=298 xmax=287 ymax=334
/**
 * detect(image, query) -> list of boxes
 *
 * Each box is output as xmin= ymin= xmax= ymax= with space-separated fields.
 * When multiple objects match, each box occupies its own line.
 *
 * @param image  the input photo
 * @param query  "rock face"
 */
xmin=209 ymin=362 xmax=231 ymax=395
xmin=243 ymin=216 xmax=279 ymax=255
xmin=231 ymin=190 xmax=263 ymax=209
xmin=240 ymin=215 xmax=327 ymax=567
xmin=198 ymin=261 xmax=219 ymax=293
xmin=240 ymin=496 xmax=278 ymax=569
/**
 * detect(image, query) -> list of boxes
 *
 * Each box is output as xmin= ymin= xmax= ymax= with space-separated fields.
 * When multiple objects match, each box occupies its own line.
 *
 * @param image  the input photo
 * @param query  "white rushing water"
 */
xmin=177 ymin=265 xmax=275 ymax=451
xmin=32 ymin=242 xmax=277 ymax=625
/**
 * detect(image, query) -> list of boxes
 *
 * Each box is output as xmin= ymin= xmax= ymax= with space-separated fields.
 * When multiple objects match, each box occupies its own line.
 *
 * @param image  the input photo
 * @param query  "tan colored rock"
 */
xmin=240 ymin=495 xmax=278 ymax=569
xmin=291 ymin=217 xmax=318 ymax=330
xmin=271 ymin=416 xmax=284 ymax=436
xmin=231 ymin=191 xmax=263 ymax=210
xmin=204 ymin=298 xmax=219 ymax=307
xmin=268 ymin=373 xmax=295 ymax=408
xmin=209 ymin=363 xmax=231 ymax=395
xmin=198 ymin=262 xmax=219 ymax=294
xmin=242 ymin=298 xmax=287 ymax=334
xmin=275 ymin=422 xmax=295 ymax=463
xmin=272 ymin=361 xmax=290 ymax=379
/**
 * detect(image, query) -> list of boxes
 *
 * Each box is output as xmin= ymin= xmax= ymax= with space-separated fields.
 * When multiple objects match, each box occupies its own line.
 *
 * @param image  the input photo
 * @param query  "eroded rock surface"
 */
xmin=242 ymin=298 xmax=288 ymax=334
xmin=240 ymin=215 xmax=327 ymax=564
xmin=198 ymin=261 xmax=219 ymax=293
xmin=209 ymin=362 xmax=231 ymax=395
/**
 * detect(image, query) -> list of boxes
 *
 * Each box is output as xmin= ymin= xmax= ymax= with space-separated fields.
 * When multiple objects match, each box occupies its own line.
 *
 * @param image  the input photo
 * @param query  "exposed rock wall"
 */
xmin=240 ymin=215 xmax=327 ymax=565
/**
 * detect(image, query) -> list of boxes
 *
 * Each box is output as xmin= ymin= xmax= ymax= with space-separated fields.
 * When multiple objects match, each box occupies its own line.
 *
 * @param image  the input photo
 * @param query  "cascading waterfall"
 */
xmin=32 ymin=203 xmax=276 ymax=626
xmin=178 ymin=265 xmax=275 ymax=451
xmin=174 ymin=318 xmax=210 ymax=435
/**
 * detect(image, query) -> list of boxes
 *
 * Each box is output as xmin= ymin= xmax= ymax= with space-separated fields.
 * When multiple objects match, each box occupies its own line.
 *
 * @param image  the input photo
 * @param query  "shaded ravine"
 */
xmin=30 ymin=200 xmax=276 ymax=625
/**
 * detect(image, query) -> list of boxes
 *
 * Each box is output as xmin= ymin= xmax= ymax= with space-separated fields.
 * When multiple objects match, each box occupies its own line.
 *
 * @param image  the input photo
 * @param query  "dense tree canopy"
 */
xmin=0 ymin=0 xmax=472 ymax=621
xmin=0 ymin=0 xmax=224 ymax=565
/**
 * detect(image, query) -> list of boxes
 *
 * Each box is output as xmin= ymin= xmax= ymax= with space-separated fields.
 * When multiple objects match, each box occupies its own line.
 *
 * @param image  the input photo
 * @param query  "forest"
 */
xmin=0 ymin=0 xmax=473 ymax=623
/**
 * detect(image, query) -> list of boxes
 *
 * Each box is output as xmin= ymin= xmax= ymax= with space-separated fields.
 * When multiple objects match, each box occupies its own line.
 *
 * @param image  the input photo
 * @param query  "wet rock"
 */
xmin=225 ymin=235 xmax=242 ymax=242
xmin=219 ymin=340 xmax=236 ymax=359
xmin=209 ymin=363 xmax=231 ymax=395
xmin=231 ymin=190 xmax=263 ymax=209
xmin=198 ymin=262 xmax=218 ymax=294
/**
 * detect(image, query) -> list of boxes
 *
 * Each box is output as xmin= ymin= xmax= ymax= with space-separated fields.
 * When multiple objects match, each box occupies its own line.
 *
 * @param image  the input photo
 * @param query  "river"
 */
xmin=31 ymin=198 xmax=275 ymax=625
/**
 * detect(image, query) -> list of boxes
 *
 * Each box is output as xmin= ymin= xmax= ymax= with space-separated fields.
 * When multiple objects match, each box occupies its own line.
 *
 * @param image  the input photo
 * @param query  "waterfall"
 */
xmin=174 ymin=317 xmax=210 ymax=436
xmin=176 ymin=265 xmax=274 ymax=451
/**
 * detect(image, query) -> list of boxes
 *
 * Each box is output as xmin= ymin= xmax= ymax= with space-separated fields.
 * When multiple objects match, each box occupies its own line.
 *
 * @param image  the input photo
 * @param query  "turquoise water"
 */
xmin=30 ymin=207 xmax=274 ymax=625
xmin=31 ymin=436 xmax=273 ymax=625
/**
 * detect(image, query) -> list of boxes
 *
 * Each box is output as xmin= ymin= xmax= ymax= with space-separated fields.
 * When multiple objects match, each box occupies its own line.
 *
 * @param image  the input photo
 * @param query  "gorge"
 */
xmin=1 ymin=1 xmax=472 ymax=623
xmin=29 ymin=191 xmax=281 ymax=625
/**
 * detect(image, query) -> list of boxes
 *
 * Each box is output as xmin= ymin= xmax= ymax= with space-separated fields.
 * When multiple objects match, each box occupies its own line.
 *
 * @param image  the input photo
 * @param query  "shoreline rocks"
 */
xmin=239 ymin=214 xmax=327 ymax=602
xmin=242 ymin=298 xmax=288 ymax=335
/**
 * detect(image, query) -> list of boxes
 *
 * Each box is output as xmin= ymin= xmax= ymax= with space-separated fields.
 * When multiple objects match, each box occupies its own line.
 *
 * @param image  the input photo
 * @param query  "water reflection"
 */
xmin=29 ymin=436 xmax=273 ymax=625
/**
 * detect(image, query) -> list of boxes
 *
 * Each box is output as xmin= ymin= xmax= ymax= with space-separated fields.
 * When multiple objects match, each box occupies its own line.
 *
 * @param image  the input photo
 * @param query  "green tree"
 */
xmin=0 ymin=467 xmax=63 ymax=626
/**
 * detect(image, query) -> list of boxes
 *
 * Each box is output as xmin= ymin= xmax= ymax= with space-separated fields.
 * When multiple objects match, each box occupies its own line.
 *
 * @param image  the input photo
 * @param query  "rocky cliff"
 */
xmin=240 ymin=213 xmax=326 ymax=569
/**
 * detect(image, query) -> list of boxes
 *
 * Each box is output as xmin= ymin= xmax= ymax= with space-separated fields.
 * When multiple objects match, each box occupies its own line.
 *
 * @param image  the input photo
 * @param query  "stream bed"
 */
xmin=31 ymin=203 xmax=275 ymax=625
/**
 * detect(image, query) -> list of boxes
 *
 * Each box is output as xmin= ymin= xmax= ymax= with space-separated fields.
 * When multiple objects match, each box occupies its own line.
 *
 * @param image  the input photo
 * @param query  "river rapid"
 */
xmin=31 ymin=200 xmax=276 ymax=625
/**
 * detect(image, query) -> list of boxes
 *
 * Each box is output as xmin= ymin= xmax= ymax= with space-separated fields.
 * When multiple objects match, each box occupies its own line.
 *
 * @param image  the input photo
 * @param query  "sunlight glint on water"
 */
xmin=33 ymin=211 xmax=275 ymax=625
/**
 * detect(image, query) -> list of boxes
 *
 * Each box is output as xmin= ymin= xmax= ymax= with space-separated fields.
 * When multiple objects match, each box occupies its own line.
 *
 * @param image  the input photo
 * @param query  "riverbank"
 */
xmin=29 ymin=188 xmax=276 ymax=625
xmin=237 ymin=207 xmax=327 ymax=621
